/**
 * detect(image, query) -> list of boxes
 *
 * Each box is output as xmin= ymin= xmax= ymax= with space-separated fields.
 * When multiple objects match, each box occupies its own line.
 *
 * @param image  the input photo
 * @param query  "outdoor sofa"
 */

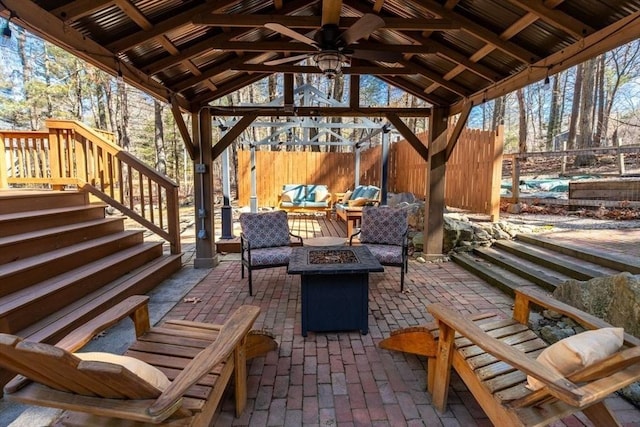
xmin=277 ymin=184 xmax=332 ymax=215
xmin=335 ymin=185 xmax=381 ymax=221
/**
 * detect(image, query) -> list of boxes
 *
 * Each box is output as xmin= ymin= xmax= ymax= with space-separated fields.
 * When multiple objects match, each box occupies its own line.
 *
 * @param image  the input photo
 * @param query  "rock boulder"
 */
xmin=553 ymin=272 xmax=640 ymax=338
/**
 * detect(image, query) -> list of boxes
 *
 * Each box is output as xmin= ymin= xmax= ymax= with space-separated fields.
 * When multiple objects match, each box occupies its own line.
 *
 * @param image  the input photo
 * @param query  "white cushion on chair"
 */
xmin=526 ymin=327 xmax=624 ymax=390
xmin=75 ymin=352 xmax=171 ymax=391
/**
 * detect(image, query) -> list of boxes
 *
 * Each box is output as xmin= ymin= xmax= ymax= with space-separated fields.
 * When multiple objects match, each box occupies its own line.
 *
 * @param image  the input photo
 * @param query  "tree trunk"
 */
xmin=491 ymin=96 xmax=505 ymax=131
xmin=546 ymin=75 xmax=561 ymax=150
xmin=516 ymin=88 xmax=528 ymax=154
xmin=567 ymin=63 xmax=583 ymax=150
xmin=574 ymin=58 xmax=597 ymax=166
xmin=594 ymin=54 xmax=606 ymax=145
xmin=154 ymin=100 xmax=167 ymax=175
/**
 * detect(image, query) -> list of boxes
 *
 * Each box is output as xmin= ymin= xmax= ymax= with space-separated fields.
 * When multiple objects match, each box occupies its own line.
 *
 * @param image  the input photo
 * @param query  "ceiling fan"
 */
xmin=264 ymin=2 xmax=400 ymax=78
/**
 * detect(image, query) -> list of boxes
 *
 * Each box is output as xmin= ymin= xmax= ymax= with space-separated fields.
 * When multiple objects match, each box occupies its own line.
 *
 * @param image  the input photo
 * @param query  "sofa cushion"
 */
xmin=240 ymin=210 xmax=291 ymax=249
xmin=361 ymin=186 xmax=380 ymax=200
xmin=351 ymin=186 xmax=366 ymax=199
xmin=312 ymin=185 xmax=330 ymax=202
xmin=348 ymin=198 xmax=369 ymax=207
xmin=360 ymin=207 xmax=408 ymax=245
xmin=282 ymin=184 xmax=305 ymax=203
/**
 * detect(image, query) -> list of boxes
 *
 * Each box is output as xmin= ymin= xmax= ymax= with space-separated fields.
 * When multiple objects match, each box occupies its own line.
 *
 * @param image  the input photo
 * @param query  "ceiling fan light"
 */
xmin=314 ymin=51 xmax=345 ymax=78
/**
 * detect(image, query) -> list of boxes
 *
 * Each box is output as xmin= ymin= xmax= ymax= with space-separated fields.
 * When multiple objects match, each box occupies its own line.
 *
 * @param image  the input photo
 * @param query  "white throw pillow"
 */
xmin=526 ymin=327 xmax=624 ymax=390
xmin=75 ymin=352 xmax=171 ymax=391
xmin=314 ymin=187 xmax=330 ymax=202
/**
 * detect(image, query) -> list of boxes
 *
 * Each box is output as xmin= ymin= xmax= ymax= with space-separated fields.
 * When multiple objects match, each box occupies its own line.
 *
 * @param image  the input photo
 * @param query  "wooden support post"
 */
xmin=0 ymin=133 xmax=7 ymax=188
xmin=424 ymin=107 xmax=448 ymax=256
xmin=193 ymin=110 xmax=218 ymax=269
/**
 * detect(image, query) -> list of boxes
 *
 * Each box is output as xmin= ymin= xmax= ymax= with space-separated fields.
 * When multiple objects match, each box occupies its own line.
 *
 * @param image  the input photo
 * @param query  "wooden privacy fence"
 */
xmin=0 ymin=120 xmax=180 ymax=253
xmin=237 ymin=126 xmax=503 ymax=219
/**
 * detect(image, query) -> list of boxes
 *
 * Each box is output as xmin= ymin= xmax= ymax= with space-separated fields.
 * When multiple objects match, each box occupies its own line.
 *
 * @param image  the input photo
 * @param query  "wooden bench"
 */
xmin=0 ymin=295 xmax=278 ymax=425
xmin=380 ymin=286 xmax=640 ymax=426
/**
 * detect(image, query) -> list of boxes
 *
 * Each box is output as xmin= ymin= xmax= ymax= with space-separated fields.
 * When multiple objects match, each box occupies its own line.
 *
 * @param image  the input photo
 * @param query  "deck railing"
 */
xmin=0 ymin=120 xmax=180 ymax=254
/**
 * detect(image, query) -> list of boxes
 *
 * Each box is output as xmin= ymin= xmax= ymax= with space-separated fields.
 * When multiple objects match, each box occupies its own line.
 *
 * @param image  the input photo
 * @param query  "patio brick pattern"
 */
xmin=163 ymin=226 xmax=640 ymax=427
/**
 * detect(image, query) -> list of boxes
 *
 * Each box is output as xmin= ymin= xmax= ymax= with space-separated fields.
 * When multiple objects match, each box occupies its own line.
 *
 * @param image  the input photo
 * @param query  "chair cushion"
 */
xmin=240 ymin=210 xmax=291 ymax=249
xmin=75 ymin=352 xmax=171 ymax=392
xmin=365 ymin=244 xmax=403 ymax=264
xmin=526 ymin=327 xmax=624 ymax=390
xmin=341 ymin=190 xmax=352 ymax=202
xmin=360 ymin=207 xmax=408 ymax=245
xmin=245 ymin=246 xmax=292 ymax=266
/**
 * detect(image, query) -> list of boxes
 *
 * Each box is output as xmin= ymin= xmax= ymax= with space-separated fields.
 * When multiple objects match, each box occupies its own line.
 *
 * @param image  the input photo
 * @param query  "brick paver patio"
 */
xmin=163 ymin=227 xmax=640 ymax=426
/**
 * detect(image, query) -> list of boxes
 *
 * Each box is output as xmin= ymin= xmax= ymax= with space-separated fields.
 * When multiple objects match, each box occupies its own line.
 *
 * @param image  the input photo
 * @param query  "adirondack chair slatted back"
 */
xmin=0 ymin=334 xmax=162 ymax=399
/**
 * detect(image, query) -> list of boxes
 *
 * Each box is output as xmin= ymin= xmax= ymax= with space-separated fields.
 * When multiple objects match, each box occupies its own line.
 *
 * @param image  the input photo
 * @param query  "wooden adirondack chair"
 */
xmin=380 ymin=286 xmax=640 ymax=426
xmin=0 ymin=295 xmax=278 ymax=426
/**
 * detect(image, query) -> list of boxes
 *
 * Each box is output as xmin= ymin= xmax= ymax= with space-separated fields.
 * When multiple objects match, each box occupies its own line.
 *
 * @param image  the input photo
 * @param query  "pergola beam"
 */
xmin=212 ymin=114 xmax=258 ymax=160
xmin=193 ymin=14 xmax=460 ymax=31
xmin=505 ymin=0 xmax=594 ymax=38
xmin=232 ymin=65 xmax=418 ymax=75
xmin=385 ymin=113 xmax=429 ymax=161
xmin=206 ymin=107 xmax=432 ymax=117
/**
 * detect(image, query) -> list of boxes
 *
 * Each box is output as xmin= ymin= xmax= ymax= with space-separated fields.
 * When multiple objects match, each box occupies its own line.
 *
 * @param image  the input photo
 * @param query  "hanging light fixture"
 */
xmin=2 ymin=11 xmax=14 ymax=39
xmin=313 ymin=51 xmax=346 ymax=79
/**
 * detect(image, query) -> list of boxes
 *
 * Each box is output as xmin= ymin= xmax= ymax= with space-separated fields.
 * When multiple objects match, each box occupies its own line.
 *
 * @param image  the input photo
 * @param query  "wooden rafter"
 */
xmin=231 ymin=64 xmax=417 ymax=75
xmin=408 ymin=0 xmax=537 ymax=64
xmin=504 ymin=0 xmax=594 ymax=38
xmin=450 ymin=9 xmax=640 ymax=114
xmin=106 ymin=0 xmax=239 ymax=53
xmin=50 ymin=0 xmax=114 ymax=22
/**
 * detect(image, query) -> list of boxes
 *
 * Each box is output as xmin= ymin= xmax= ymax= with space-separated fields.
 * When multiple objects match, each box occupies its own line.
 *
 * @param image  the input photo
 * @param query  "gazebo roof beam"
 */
xmin=206 ymin=106 xmax=432 ymax=117
xmin=193 ymin=14 xmax=460 ymax=31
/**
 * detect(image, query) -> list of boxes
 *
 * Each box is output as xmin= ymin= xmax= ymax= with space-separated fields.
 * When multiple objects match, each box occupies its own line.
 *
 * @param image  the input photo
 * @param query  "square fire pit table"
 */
xmin=287 ymin=245 xmax=384 ymax=336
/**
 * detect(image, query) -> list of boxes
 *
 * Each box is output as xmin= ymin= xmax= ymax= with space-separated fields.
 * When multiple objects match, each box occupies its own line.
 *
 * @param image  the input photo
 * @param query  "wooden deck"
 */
xmin=216 ymin=213 xmax=348 ymax=253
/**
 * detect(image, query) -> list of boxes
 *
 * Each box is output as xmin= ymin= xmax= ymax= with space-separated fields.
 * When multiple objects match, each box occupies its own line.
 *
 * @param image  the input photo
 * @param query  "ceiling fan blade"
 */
xmin=340 ymin=14 xmax=385 ymax=45
xmin=264 ymin=54 xmax=312 ymax=66
xmin=322 ymin=0 xmax=342 ymax=26
xmin=265 ymin=23 xmax=318 ymax=47
xmin=351 ymin=49 xmax=402 ymax=63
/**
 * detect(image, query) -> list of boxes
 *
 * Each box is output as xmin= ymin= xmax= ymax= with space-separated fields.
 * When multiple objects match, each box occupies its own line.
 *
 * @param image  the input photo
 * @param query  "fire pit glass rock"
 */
xmin=308 ymin=249 xmax=358 ymax=264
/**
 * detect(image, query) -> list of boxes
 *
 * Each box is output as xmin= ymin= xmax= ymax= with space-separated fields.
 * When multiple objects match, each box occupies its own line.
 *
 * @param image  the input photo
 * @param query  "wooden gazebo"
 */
xmin=5 ymin=0 xmax=640 ymax=267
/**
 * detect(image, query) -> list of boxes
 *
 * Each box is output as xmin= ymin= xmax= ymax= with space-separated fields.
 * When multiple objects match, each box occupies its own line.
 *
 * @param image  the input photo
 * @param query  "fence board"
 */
xmin=237 ymin=127 xmax=502 ymax=217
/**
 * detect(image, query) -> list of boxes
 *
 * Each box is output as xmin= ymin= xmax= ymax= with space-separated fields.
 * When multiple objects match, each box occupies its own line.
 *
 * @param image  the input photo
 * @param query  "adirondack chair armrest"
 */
xmin=427 ymin=303 xmax=586 ymax=407
xmin=148 ymin=305 xmax=261 ymax=419
xmin=514 ymin=287 xmax=640 ymax=347
xmin=54 ymin=295 xmax=152 ymax=353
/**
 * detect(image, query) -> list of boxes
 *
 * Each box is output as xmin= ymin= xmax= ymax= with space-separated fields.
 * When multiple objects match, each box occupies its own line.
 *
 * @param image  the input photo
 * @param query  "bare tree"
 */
xmin=516 ymin=88 xmax=527 ymax=154
xmin=567 ymin=63 xmax=583 ymax=150
xmin=575 ymin=58 xmax=597 ymax=165
xmin=546 ymin=73 xmax=562 ymax=149
xmin=154 ymin=100 xmax=166 ymax=174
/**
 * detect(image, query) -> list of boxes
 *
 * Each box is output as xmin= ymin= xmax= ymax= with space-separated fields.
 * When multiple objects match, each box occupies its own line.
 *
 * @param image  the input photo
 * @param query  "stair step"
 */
xmin=0 ymin=190 xmax=87 ymax=215
xmin=18 ymin=254 xmax=182 ymax=344
xmin=0 ymin=230 xmax=144 ymax=295
xmin=0 ymin=205 xmax=107 ymax=237
xmin=493 ymin=240 xmax=619 ymax=280
xmin=472 ymin=246 xmax=568 ymax=291
xmin=0 ymin=242 xmax=164 ymax=334
xmin=0 ymin=217 xmax=125 ymax=265
xmin=451 ymin=252 xmax=538 ymax=297
xmin=516 ymin=233 xmax=640 ymax=274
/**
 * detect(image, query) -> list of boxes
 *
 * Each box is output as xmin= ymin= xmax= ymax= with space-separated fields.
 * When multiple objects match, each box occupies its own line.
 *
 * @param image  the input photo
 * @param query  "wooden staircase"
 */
xmin=0 ymin=190 xmax=182 ymax=387
xmin=451 ymin=233 xmax=640 ymax=296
